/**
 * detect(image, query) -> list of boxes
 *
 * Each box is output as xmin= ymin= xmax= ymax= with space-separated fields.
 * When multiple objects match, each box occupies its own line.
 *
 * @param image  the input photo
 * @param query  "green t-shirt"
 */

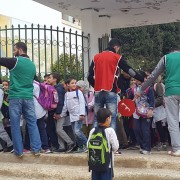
xmin=165 ymin=52 xmax=180 ymax=96
xmin=9 ymin=56 xmax=36 ymax=99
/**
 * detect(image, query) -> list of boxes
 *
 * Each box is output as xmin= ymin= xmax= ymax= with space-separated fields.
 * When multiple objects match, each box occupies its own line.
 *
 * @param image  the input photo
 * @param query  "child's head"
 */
xmin=65 ymin=78 xmax=77 ymax=91
xmin=76 ymin=80 xmax=89 ymax=94
xmin=130 ymin=78 xmax=136 ymax=88
xmin=48 ymin=72 xmax=60 ymax=86
xmin=136 ymin=70 xmax=147 ymax=85
xmin=2 ymin=80 xmax=9 ymax=91
xmin=97 ymin=108 xmax=112 ymax=127
xmin=44 ymin=74 xmax=50 ymax=83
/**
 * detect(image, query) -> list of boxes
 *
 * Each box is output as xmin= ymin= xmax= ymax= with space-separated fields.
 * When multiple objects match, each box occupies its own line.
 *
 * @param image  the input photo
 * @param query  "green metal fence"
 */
xmin=0 ymin=24 xmax=90 ymax=80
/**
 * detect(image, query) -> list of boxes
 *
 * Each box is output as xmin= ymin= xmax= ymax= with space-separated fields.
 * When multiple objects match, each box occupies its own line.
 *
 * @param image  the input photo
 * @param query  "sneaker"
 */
xmin=170 ymin=150 xmax=180 ymax=157
xmin=23 ymin=149 xmax=31 ymax=154
xmin=32 ymin=151 xmax=41 ymax=156
xmin=74 ymin=148 xmax=84 ymax=153
xmin=115 ymin=150 xmax=122 ymax=155
xmin=14 ymin=152 xmax=23 ymax=158
xmin=3 ymin=145 xmax=14 ymax=153
xmin=66 ymin=143 xmax=76 ymax=153
xmin=83 ymin=146 xmax=88 ymax=153
xmin=139 ymin=148 xmax=143 ymax=153
xmin=44 ymin=149 xmax=52 ymax=154
xmin=53 ymin=148 xmax=66 ymax=153
xmin=141 ymin=150 xmax=151 ymax=155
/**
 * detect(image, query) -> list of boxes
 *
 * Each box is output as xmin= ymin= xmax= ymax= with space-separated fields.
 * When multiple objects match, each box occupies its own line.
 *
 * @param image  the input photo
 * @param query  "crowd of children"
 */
xmin=0 ymin=69 xmax=170 ymax=156
xmin=0 ymin=69 xmax=173 ymax=180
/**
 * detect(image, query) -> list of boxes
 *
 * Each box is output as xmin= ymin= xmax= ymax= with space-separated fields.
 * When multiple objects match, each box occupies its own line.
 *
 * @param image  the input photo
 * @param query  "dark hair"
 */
xmin=97 ymin=108 xmax=112 ymax=124
xmin=0 ymin=78 xmax=2 ymax=84
xmin=108 ymin=38 xmax=121 ymax=48
xmin=2 ymin=80 xmax=9 ymax=84
xmin=138 ymin=70 xmax=147 ymax=78
xmin=51 ymin=72 xmax=61 ymax=83
xmin=65 ymin=77 xmax=76 ymax=84
xmin=34 ymin=75 xmax=40 ymax=82
xmin=44 ymin=74 xmax=50 ymax=78
xmin=14 ymin=42 xmax=27 ymax=53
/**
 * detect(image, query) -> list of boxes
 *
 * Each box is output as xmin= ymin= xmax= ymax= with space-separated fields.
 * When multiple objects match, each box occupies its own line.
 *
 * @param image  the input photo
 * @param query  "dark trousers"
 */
xmin=24 ymin=116 xmax=50 ymax=150
xmin=46 ymin=113 xmax=59 ymax=149
xmin=92 ymin=168 xmax=112 ymax=180
xmin=134 ymin=118 xmax=151 ymax=151
xmin=156 ymin=121 xmax=166 ymax=143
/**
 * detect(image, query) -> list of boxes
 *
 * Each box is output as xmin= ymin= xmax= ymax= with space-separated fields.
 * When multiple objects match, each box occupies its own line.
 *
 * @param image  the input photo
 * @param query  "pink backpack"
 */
xmin=34 ymin=82 xmax=59 ymax=111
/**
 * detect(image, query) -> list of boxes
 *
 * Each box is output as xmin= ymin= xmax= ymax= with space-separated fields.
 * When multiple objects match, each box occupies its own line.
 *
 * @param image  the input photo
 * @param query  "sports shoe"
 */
xmin=140 ymin=150 xmax=151 ymax=155
xmin=44 ymin=149 xmax=52 ymax=154
xmin=23 ymin=149 xmax=31 ymax=154
xmin=14 ymin=152 xmax=23 ymax=158
xmin=32 ymin=151 xmax=41 ymax=156
xmin=115 ymin=149 xmax=122 ymax=155
xmin=66 ymin=143 xmax=76 ymax=153
xmin=169 ymin=150 xmax=180 ymax=157
xmin=74 ymin=148 xmax=84 ymax=153
xmin=54 ymin=148 xmax=66 ymax=153
xmin=3 ymin=145 xmax=14 ymax=153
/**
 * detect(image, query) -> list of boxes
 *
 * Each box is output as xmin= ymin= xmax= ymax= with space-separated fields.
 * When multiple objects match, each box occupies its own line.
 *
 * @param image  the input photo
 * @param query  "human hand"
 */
xmin=79 ymin=115 xmax=85 ymax=121
xmin=133 ymin=92 xmax=141 ymax=101
xmin=53 ymin=114 xmax=61 ymax=120
xmin=147 ymin=109 xmax=153 ymax=118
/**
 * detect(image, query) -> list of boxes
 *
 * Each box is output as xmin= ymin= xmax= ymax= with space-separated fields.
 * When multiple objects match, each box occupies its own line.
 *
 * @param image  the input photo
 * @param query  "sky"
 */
xmin=0 ymin=0 xmax=62 ymax=27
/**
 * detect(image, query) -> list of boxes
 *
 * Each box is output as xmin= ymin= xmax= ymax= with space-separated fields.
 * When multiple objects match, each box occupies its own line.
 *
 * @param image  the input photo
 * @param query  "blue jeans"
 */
xmin=134 ymin=118 xmax=151 ymax=151
xmin=94 ymin=91 xmax=117 ymax=130
xmin=71 ymin=120 xmax=87 ymax=149
xmin=92 ymin=168 xmax=112 ymax=180
xmin=9 ymin=99 xmax=41 ymax=155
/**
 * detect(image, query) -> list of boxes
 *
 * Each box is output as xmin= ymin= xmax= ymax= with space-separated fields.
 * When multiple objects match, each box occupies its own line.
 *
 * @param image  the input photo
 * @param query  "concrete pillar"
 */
xmin=80 ymin=9 xmax=111 ymax=79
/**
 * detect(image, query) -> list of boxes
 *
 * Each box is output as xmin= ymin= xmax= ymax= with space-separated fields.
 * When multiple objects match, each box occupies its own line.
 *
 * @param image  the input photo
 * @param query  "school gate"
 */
xmin=0 ymin=24 xmax=90 ymax=81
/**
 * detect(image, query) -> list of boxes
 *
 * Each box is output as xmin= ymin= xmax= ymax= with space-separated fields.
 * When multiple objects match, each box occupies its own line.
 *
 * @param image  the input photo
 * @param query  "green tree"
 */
xmin=52 ymin=53 xmax=83 ymax=81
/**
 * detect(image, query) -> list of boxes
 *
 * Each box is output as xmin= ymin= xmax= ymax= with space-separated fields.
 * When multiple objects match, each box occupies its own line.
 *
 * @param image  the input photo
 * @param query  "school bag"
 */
xmin=75 ymin=89 xmax=88 ymax=115
xmin=34 ymin=82 xmax=59 ymax=111
xmin=131 ymin=86 xmax=150 ymax=118
xmin=88 ymin=126 xmax=112 ymax=172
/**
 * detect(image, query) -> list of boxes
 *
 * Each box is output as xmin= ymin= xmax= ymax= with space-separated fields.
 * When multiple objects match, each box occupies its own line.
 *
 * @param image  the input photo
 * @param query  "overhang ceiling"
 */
xmin=33 ymin=0 xmax=180 ymax=28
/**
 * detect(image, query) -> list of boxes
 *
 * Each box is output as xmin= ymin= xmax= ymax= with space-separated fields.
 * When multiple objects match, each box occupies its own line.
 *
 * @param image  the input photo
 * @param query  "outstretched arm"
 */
xmin=0 ymin=58 xmax=17 ymax=70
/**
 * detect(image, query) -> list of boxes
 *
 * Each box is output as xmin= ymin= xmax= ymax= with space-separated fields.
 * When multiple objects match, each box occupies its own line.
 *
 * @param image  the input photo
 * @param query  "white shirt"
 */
xmin=33 ymin=81 xmax=47 ymax=119
xmin=87 ymin=127 xmax=119 ymax=168
xmin=61 ymin=90 xmax=86 ymax=122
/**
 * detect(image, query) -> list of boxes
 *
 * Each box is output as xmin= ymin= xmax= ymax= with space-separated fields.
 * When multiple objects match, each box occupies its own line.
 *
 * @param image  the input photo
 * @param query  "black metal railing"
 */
xmin=0 ymin=24 xmax=90 ymax=80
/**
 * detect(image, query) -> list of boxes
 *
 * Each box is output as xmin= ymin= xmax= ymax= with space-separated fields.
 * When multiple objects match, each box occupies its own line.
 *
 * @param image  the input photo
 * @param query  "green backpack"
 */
xmin=88 ymin=126 xmax=111 ymax=172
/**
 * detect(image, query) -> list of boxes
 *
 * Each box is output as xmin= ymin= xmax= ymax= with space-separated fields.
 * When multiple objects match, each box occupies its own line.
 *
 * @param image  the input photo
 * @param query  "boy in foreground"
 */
xmin=87 ymin=108 xmax=119 ymax=180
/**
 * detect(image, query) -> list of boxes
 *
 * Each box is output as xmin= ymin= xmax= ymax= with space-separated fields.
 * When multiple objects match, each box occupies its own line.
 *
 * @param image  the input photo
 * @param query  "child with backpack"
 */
xmin=24 ymin=76 xmax=51 ymax=153
xmin=76 ymin=80 xmax=95 ymax=138
xmin=87 ymin=108 xmax=119 ymax=180
xmin=60 ymin=78 xmax=87 ymax=153
xmin=129 ymin=71 xmax=155 ymax=155
xmin=48 ymin=73 xmax=75 ymax=153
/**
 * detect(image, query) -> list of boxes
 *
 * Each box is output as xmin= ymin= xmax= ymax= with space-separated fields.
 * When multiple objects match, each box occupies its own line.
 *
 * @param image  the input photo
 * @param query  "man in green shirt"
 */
xmin=0 ymin=42 xmax=41 ymax=157
xmin=135 ymin=48 xmax=180 ymax=157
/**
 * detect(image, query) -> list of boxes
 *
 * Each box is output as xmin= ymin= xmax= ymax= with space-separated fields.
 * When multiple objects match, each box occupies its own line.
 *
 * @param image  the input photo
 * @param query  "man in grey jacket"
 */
xmin=135 ymin=49 xmax=180 ymax=156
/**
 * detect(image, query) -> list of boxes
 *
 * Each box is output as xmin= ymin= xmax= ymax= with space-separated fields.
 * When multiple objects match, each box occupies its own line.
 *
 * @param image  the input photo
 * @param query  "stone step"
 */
xmin=0 ymin=162 xmax=180 ymax=180
xmin=0 ymin=150 xmax=180 ymax=171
